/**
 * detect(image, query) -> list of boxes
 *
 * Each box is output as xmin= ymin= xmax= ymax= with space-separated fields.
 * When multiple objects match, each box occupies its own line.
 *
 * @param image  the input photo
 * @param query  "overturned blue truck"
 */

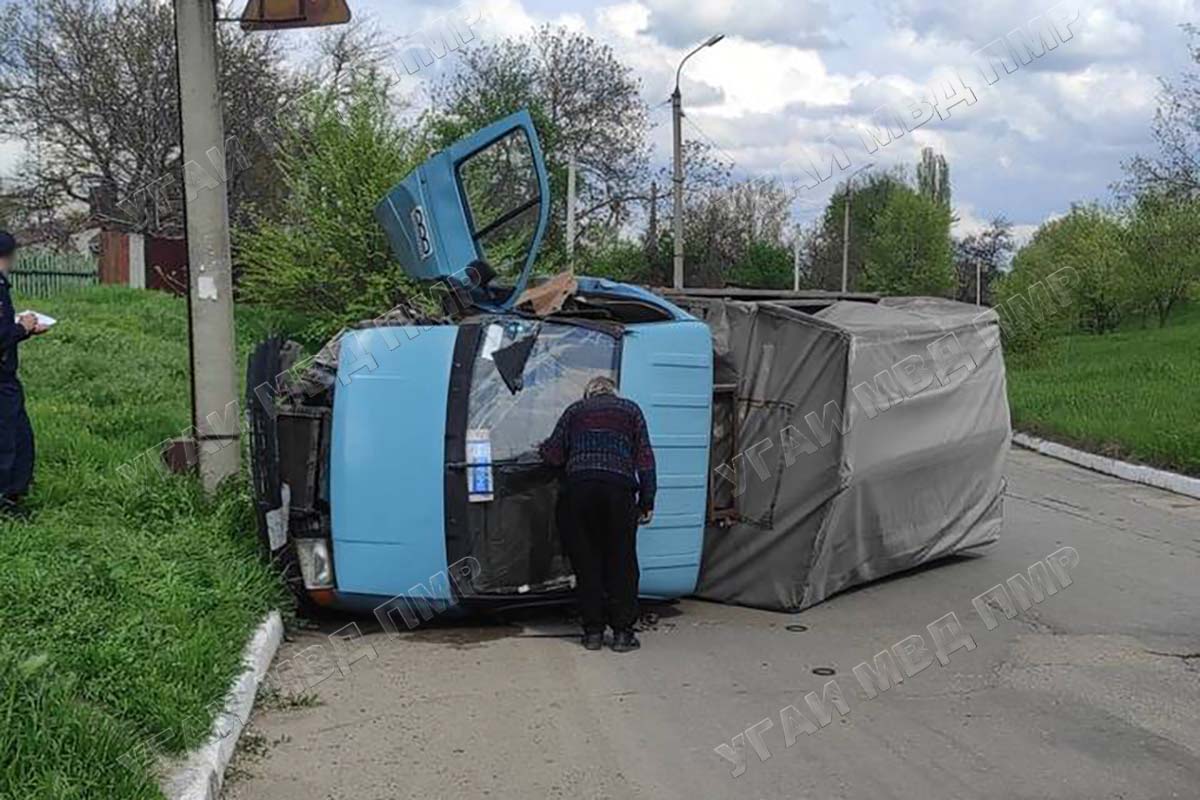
xmin=247 ymin=110 xmax=1011 ymax=618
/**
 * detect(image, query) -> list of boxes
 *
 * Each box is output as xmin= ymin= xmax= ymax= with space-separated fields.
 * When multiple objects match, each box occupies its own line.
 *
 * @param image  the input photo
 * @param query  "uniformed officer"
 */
xmin=0 ymin=231 xmax=48 ymax=517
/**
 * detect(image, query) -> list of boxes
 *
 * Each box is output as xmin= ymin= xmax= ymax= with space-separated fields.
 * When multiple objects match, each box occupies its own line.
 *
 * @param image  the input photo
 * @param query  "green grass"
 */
xmin=1007 ymin=303 xmax=1200 ymax=477
xmin=0 ymin=287 xmax=288 ymax=799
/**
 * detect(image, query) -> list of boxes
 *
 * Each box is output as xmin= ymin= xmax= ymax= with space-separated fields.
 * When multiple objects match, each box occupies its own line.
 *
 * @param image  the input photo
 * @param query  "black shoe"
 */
xmin=0 ymin=497 xmax=29 ymax=520
xmin=582 ymin=632 xmax=604 ymax=651
xmin=610 ymin=629 xmax=640 ymax=653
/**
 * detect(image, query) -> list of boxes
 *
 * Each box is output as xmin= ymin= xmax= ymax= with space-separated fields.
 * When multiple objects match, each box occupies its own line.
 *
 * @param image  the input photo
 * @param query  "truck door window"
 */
xmin=468 ymin=323 xmax=619 ymax=461
xmin=457 ymin=129 xmax=541 ymax=282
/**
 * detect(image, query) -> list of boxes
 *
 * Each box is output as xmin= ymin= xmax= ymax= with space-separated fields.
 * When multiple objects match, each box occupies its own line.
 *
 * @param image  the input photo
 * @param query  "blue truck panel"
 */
xmin=574 ymin=278 xmax=695 ymax=321
xmin=620 ymin=320 xmax=713 ymax=598
xmin=375 ymin=109 xmax=550 ymax=311
xmin=331 ymin=326 xmax=457 ymax=599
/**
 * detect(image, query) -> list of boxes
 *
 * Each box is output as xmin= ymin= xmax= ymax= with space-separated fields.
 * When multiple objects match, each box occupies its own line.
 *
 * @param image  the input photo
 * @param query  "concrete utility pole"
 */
xmin=671 ymin=88 xmax=684 ymax=289
xmin=646 ymin=181 xmax=659 ymax=255
xmin=566 ymin=154 xmax=577 ymax=268
xmin=175 ymin=0 xmax=240 ymax=491
xmin=794 ymin=236 xmax=802 ymax=292
xmin=838 ymin=163 xmax=874 ymax=294
xmin=976 ymin=260 xmax=983 ymax=306
xmin=672 ymin=33 xmax=724 ymax=290
xmin=841 ymin=190 xmax=852 ymax=294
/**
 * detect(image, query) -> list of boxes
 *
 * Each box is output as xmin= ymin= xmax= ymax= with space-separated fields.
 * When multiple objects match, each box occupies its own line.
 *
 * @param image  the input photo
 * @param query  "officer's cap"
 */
xmin=0 ymin=231 xmax=16 ymax=258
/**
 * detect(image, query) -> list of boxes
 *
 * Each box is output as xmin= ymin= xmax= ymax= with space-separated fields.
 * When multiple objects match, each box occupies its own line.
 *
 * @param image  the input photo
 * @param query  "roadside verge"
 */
xmin=162 ymin=611 xmax=284 ymax=800
xmin=1013 ymin=432 xmax=1200 ymax=500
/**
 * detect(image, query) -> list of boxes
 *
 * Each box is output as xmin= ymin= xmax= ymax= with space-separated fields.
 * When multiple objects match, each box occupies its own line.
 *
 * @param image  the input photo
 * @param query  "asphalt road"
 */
xmin=224 ymin=448 xmax=1200 ymax=800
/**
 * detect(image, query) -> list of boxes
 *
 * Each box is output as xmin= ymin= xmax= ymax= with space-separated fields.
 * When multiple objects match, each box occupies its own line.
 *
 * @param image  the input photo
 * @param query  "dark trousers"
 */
xmin=0 ymin=382 xmax=34 ymax=498
xmin=560 ymin=479 xmax=640 ymax=634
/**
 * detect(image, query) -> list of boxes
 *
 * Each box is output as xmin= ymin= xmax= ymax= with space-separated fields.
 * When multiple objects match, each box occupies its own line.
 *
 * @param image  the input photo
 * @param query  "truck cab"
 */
xmin=251 ymin=111 xmax=713 ymax=615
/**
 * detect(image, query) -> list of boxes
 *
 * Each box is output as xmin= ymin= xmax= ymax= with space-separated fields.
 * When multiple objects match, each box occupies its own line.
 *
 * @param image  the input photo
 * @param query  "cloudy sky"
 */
xmin=1 ymin=0 xmax=1194 ymax=243
xmin=351 ymin=0 xmax=1196 ymax=242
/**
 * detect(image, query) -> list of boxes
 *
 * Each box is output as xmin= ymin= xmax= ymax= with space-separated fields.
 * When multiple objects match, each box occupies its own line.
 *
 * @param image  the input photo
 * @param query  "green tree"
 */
xmin=1126 ymin=192 xmax=1200 ymax=326
xmin=805 ymin=169 xmax=906 ymax=291
xmin=917 ymin=147 xmax=951 ymax=208
xmin=999 ymin=204 xmax=1132 ymax=343
xmin=1051 ymin=206 xmax=1131 ymax=334
xmin=861 ymin=186 xmax=955 ymax=297
xmin=993 ymin=230 xmax=1068 ymax=353
xmin=236 ymin=75 xmax=425 ymax=341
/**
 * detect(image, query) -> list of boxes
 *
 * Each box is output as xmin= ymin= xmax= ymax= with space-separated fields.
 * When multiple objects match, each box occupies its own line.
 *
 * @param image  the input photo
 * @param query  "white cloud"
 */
xmin=684 ymin=38 xmax=856 ymax=117
xmin=354 ymin=0 xmax=1195 ymax=240
xmin=596 ymin=2 xmax=650 ymax=38
xmin=1049 ymin=65 xmax=1157 ymax=127
xmin=639 ymin=0 xmax=841 ymax=49
xmin=7 ymin=0 xmax=1182 ymax=247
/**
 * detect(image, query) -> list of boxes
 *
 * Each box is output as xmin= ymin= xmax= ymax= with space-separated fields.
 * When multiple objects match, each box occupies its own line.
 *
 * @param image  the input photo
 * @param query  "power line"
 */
xmin=682 ymin=114 xmax=739 ymax=172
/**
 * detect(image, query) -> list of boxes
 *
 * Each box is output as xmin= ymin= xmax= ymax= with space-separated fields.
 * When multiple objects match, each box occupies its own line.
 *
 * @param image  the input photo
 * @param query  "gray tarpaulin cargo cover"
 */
xmin=678 ymin=296 xmax=1010 ymax=612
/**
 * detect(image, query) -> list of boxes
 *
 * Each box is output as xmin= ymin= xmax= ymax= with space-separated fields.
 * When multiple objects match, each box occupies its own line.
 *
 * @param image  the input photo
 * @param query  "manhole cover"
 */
xmin=812 ymin=667 xmax=836 ymax=676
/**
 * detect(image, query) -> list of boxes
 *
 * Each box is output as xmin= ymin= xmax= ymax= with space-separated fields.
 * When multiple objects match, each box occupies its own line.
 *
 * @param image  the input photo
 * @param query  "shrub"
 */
xmin=586 ymin=239 xmax=650 ymax=283
xmin=999 ymin=205 xmax=1132 ymax=352
xmin=237 ymin=74 xmax=425 ymax=342
xmin=728 ymin=241 xmax=794 ymax=289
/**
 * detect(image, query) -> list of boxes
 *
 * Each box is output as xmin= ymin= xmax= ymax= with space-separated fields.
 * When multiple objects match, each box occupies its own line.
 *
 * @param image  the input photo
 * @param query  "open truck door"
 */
xmin=375 ymin=109 xmax=551 ymax=312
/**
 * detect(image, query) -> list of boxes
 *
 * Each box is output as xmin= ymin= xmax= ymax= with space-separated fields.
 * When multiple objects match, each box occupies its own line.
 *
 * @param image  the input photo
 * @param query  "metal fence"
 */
xmin=10 ymin=248 xmax=99 ymax=296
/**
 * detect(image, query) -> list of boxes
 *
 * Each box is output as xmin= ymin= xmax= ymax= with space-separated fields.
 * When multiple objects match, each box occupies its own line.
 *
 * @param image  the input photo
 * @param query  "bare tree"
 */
xmin=307 ymin=17 xmax=401 ymax=99
xmin=681 ymin=176 xmax=793 ymax=287
xmin=1121 ymin=24 xmax=1200 ymax=198
xmin=954 ymin=217 xmax=1013 ymax=305
xmin=0 ymin=0 xmax=303 ymax=238
xmin=432 ymin=24 xmax=651 ymax=248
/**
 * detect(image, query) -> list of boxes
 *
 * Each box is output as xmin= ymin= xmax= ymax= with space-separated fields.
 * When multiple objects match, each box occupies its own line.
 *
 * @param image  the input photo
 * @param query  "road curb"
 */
xmin=1013 ymin=433 xmax=1200 ymax=500
xmin=162 ymin=610 xmax=283 ymax=800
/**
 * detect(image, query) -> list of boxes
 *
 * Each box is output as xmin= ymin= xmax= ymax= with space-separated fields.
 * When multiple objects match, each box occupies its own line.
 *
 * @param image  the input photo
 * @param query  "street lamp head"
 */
xmin=240 ymin=0 xmax=352 ymax=31
xmin=676 ymin=33 xmax=726 ymax=92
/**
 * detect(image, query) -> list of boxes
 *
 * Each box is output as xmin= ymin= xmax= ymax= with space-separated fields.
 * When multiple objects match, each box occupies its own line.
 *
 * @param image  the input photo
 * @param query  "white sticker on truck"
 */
xmin=466 ymin=429 xmax=494 ymax=503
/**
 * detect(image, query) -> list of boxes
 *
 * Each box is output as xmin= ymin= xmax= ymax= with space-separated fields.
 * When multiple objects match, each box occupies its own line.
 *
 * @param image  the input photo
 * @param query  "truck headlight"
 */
xmin=295 ymin=539 xmax=335 ymax=590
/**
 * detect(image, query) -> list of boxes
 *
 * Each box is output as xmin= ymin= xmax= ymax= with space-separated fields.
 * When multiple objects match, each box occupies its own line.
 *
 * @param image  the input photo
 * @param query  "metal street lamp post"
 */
xmin=672 ymin=33 xmax=724 ymax=290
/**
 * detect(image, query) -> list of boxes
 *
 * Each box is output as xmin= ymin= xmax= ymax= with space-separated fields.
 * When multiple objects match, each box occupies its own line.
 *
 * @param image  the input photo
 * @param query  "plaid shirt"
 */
xmin=539 ymin=394 xmax=657 ymax=512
